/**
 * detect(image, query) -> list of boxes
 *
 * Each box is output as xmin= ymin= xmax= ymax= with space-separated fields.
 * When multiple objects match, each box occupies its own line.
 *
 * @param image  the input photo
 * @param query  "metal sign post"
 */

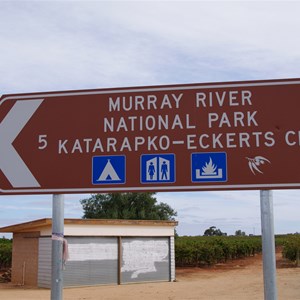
xmin=260 ymin=190 xmax=277 ymax=300
xmin=51 ymin=194 xmax=64 ymax=300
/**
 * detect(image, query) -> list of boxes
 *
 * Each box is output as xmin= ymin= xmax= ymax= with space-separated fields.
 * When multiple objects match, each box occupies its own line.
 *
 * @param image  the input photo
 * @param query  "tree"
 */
xmin=203 ymin=226 xmax=227 ymax=236
xmin=80 ymin=192 xmax=177 ymax=221
xmin=235 ymin=229 xmax=246 ymax=236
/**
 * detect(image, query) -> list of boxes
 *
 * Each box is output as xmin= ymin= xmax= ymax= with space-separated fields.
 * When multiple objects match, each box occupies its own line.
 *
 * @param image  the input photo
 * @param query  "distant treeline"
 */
xmin=175 ymin=234 xmax=300 ymax=267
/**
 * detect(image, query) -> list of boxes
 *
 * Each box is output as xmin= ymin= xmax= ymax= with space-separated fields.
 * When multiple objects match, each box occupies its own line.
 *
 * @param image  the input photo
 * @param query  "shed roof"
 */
xmin=0 ymin=218 xmax=178 ymax=233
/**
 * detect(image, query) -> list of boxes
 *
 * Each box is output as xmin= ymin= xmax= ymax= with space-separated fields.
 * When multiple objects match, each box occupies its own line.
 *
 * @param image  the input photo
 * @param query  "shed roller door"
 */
xmin=121 ymin=237 xmax=170 ymax=283
xmin=38 ymin=238 xmax=52 ymax=288
xmin=64 ymin=237 xmax=118 ymax=287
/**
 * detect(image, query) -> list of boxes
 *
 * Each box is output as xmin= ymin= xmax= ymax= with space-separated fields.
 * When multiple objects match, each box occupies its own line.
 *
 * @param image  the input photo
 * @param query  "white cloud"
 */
xmin=157 ymin=190 xmax=300 ymax=235
xmin=2 ymin=1 xmax=300 ymax=94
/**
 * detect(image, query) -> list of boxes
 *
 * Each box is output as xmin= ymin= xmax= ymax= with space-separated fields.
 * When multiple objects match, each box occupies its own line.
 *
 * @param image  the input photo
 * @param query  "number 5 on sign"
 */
xmin=38 ymin=135 xmax=48 ymax=150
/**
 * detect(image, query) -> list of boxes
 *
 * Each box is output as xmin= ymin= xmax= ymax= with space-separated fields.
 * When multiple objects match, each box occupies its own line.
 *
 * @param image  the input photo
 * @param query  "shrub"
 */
xmin=175 ymin=236 xmax=262 ymax=267
xmin=0 ymin=238 xmax=12 ymax=269
xmin=282 ymin=234 xmax=300 ymax=266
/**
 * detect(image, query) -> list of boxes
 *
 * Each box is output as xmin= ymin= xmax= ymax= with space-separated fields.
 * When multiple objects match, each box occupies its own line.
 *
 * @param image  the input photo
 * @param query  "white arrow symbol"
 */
xmin=0 ymin=99 xmax=43 ymax=188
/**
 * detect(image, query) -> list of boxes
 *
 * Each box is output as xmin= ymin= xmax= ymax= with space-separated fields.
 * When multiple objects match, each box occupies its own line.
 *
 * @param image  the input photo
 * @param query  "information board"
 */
xmin=1 ymin=78 xmax=300 ymax=194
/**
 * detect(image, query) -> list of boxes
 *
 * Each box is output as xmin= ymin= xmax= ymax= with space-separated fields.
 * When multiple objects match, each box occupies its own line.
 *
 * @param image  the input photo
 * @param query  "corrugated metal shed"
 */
xmin=0 ymin=218 xmax=177 ymax=288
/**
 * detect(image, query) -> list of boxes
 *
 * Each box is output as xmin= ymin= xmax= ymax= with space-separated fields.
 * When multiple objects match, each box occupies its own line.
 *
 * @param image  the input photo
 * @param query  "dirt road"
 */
xmin=0 ymin=252 xmax=299 ymax=300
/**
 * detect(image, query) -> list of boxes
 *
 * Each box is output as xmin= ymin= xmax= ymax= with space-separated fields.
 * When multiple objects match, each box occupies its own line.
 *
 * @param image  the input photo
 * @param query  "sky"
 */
xmin=0 ymin=0 xmax=300 ymax=237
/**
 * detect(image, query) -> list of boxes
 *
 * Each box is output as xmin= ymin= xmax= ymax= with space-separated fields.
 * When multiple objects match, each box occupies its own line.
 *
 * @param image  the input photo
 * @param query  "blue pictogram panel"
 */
xmin=191 ymin=152 xmax=227 ymax=183
xmin=92 ymin=155 xmax=126 ymax=184
xmin=141 ymin=154 xmax=175 ymax=184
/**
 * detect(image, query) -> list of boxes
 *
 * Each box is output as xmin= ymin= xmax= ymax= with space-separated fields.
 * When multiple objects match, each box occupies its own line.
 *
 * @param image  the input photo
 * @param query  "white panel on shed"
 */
xmin=121 ymin=237 xmax=170 ymax=283
xmin=63 ymin=237 xmax=118 ymax=287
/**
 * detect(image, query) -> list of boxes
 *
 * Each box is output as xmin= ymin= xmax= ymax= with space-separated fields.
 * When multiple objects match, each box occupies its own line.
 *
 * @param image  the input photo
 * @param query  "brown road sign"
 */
xmin=1 ymin=78 xmax=300 ymax=195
